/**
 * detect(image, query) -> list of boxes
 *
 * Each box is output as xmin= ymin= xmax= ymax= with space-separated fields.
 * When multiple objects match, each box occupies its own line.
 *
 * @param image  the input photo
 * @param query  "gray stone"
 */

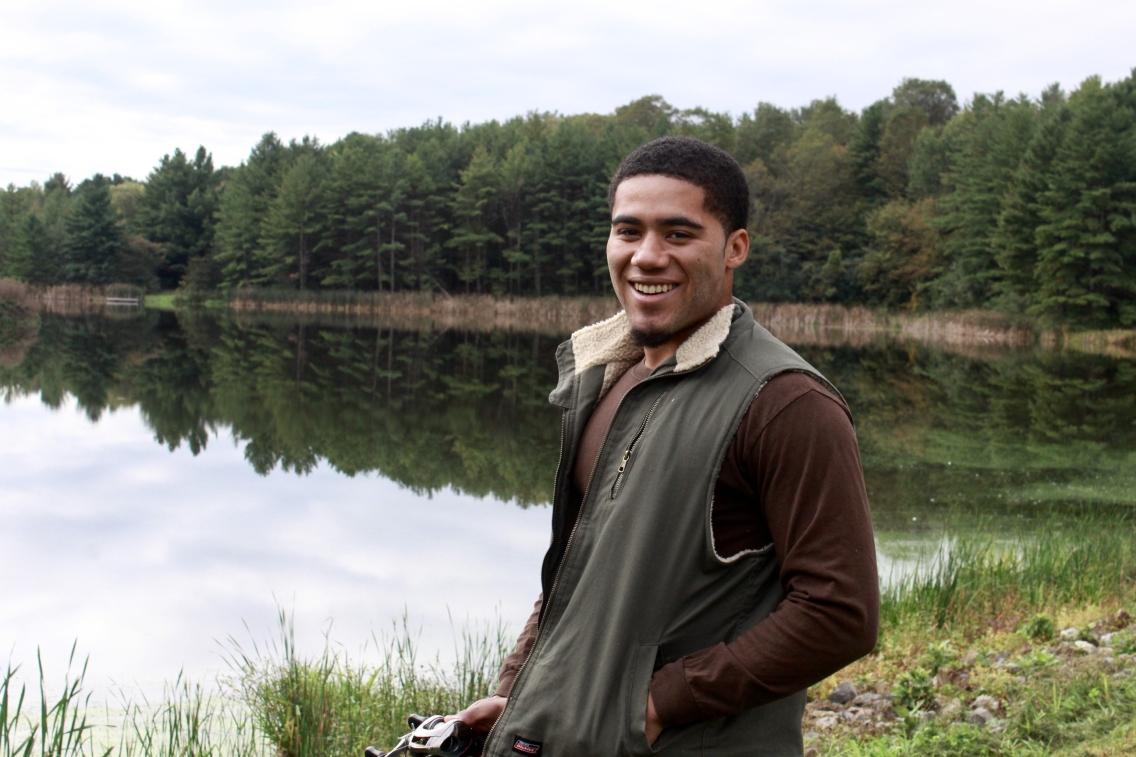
xmin=828 ymin=681 xmax=858 ymax=704
xmin=1074 ymin=640 xmax=1099 ymax=654
xmin=852 ymin=692 xmax=883 ymax=706
xmin=968 ymin=707 xmax=997 ymax=727
xmin=972 ymin=694 xmax=1001 ymax=712
xmin=1100 ymin=632 xmax=1118 ymax=647
xmin=939 ymin=699 xmax=963 ymax=721
xmin=1060 ymin=627 xmax=1080 ymax=641
xmin=816 ymin=715 xmax=838 ymax=730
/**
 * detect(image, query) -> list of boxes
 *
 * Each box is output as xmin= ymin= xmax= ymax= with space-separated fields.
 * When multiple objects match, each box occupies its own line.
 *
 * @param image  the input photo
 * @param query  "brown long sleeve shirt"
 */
xmin=495 ymin=367 xmax=879 ymax=728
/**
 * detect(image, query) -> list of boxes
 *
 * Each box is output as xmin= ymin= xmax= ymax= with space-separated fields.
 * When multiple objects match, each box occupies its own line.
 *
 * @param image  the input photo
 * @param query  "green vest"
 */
xmin=484 ymin=301 xmax=837 ymax=757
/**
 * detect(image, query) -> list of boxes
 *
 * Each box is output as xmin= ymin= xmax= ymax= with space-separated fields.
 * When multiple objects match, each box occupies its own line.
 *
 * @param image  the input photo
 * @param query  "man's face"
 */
xmin=607 ymin=175 xmax=748 ymax=350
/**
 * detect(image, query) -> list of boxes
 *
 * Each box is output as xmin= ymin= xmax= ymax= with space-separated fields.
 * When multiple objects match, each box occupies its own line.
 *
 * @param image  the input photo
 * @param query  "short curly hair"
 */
xmin=607 ymin=136 xmax=750 ymax=233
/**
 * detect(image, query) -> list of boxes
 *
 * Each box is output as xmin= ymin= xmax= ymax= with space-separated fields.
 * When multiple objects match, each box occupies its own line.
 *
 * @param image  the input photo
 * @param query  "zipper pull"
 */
xmin=617 ymin=447 xmax=631 ymax=474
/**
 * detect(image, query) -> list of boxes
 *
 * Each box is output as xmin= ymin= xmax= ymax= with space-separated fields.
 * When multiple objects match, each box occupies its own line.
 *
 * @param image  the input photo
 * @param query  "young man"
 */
xmin=453 ymin=136 xmax=878 ymax=756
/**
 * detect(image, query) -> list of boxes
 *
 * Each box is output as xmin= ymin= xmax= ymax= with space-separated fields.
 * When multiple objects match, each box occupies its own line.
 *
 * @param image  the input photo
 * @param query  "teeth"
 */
xmin=633 ymin=283 xmax=675 ymax=295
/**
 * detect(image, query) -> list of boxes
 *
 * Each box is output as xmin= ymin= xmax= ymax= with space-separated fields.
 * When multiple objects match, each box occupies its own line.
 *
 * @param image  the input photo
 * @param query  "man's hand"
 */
xmin=446 ymin=695 xmax=507 ymax=733
xmin=646 ymin=693 xmax=663 ymax=746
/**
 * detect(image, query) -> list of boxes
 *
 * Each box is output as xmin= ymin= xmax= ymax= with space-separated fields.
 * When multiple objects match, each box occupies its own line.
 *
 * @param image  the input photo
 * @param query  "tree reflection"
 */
xmin=2 ymin=313 xmax=1134 ymax=514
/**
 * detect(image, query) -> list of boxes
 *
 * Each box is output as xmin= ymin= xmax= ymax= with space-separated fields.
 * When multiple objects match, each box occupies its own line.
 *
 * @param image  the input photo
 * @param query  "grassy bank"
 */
xmin=3 ymin=517 xmax=1134 ymax=757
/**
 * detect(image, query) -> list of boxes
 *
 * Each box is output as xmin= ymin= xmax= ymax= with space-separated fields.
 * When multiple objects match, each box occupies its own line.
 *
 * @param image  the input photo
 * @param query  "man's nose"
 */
xmin=631 ymin=230 xmax=668 ymax=269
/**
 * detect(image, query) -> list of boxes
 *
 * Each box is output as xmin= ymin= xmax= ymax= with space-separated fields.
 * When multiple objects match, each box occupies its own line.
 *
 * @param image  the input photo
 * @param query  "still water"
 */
xmin=2 ymin=310 xmax=1134 ymax=692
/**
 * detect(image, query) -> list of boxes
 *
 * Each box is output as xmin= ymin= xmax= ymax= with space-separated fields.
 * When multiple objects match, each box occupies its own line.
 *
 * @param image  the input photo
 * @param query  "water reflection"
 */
xmin=2 ymin=310 xmax=1134 ymax=688
xmin=4 ymin=311 xmax=1133 ymax=521
xmin=3 ymin=311 xmax=563 ymax=504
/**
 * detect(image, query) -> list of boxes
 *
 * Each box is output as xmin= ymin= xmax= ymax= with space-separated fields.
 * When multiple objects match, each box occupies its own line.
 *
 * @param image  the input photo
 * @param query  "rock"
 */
xmin=816 ymin=715 xmax=838 ymax=730
xmin=1074 ymin=640 xmax=1098 ymax=654
xmin=932 ymin=668 xmax=971 ymax=688
xmin=852 ymin=692 xmax=883 ymax=706
xmin=968 ymin=707 xmax=997 ymax=727
xmin=828 ymin=681 xmax=857 ymax=704
xmin=972 ymin=694 xmax=1001 ymax=713
xmin=1100 ymin=632 xmax=1118 ymax=647
xmin=803 ymin=748 xmax=819 ymax=757
xmin=939 ymin=699 xmax=963 ymax=721
xmin=1117 ymin=609 xmax=1132 ymax=627
xmin=1060 ymin=627 xmax=1080 ymax=641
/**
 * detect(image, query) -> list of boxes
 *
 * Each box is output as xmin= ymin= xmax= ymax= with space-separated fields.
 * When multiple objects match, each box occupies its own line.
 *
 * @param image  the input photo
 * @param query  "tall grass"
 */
xmin=1 ymin=645 xmax=101 ymax=757
xmin=227 ymin=608 xmax=511 ymax=757
xmin=112 ymin=674 xmax=262 ymax=757
xmin=882 ymin=513 xmax=1136 ymax=630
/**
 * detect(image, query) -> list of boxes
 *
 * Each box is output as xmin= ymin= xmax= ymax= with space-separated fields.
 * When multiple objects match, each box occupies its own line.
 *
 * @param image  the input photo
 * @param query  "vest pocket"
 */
xmin=626 ymin=643 xmax=659 ymax=756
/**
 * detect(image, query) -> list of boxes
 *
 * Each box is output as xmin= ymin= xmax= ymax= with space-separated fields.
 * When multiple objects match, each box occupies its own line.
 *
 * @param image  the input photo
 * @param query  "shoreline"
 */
xmin=3 ymin=279 xmax=1135 ymax=356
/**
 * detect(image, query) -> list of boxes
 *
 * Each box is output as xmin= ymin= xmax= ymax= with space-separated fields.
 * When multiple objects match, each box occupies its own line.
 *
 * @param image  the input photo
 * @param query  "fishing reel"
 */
xmin=364 ymin=714 xmax=484 ymax=757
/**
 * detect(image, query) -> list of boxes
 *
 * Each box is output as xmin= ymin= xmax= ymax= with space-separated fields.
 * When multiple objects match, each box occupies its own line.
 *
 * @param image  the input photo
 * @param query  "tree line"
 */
xmin=1 ymin=71 xmax=1134 ymax=326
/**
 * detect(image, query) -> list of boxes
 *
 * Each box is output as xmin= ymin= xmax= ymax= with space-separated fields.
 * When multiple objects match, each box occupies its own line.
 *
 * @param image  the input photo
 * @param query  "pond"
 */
xmin=2 ymin=309 xmax=1134 ymax=693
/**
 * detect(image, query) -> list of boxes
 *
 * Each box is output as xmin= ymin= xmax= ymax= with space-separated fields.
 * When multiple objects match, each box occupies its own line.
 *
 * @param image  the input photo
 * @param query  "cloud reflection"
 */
xmin=0 ymin=395 xmax=547 ymax=694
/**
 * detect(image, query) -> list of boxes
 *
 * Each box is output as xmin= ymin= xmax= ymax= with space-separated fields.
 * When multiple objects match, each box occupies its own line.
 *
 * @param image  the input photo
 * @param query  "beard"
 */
xmin=629 ymin=327 xmax=673 ymax=348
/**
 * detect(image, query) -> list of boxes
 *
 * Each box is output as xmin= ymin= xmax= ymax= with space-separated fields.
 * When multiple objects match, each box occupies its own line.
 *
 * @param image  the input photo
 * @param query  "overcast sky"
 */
xmin=1 ymin=0 xmax=1133 ymax=186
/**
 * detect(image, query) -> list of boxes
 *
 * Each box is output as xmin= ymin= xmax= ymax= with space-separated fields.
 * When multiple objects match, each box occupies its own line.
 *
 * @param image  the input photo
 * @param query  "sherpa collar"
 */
xmin=571 ymin=304 xmax=736 ymax=397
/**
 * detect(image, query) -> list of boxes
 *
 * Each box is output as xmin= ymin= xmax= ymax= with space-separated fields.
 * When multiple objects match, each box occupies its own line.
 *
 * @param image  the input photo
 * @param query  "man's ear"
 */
xmin=724 ymin=228 xmax=749 ymax=271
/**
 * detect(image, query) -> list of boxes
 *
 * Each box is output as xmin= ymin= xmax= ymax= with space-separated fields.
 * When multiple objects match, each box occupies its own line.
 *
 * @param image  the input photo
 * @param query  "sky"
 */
xmin=1 ymin=0 xmax=1133 ymax=190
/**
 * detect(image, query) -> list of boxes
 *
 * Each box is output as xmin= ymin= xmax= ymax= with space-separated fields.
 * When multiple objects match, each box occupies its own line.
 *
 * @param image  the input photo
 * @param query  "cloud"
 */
xmin=1 ymin=0 xmax=1133 ymax=184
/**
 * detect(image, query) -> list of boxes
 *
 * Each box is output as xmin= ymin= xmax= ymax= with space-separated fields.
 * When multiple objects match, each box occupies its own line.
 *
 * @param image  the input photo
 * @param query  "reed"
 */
xmin=881 ymin=513 xmax=1136 ymax=631
xmin=112 ymin=674 xmax=262 ymax=757
xmin=226 ymin=609 xmax=511 ymax=757
xmin=1 ymin=645 xmax=100 ymax=757
xmin=228 ymin=290 xmax=621 ymax=335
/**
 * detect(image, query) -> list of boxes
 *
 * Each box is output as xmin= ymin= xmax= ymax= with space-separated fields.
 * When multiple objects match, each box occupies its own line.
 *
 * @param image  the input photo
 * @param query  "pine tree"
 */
xmin=447 ymin=146 xmax=501 ymax=293
xmin=135 ymin=146 xmax=219 ymax=289
xmin=992 ymin=89 xmax=1069 ymax=311
xmin=214 ymin=133 xmax=288 ymax=289
xmin=1030 ymin=75 xmax=1136 ymax=326
xmin=6 ymin=212 xmax=61 ymax=284
xmin=929 ymin=94 xmax=1038 ymax=307
xmin=260 ymin=151 xmax=326 ymax=289
xmin=64 ymin=174 xmax=122 ymax=284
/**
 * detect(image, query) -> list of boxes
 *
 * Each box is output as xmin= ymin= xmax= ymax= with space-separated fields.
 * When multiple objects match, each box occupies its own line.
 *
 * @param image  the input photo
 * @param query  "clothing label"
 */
xmin=512 ymin=736 xmax=542 ymax=755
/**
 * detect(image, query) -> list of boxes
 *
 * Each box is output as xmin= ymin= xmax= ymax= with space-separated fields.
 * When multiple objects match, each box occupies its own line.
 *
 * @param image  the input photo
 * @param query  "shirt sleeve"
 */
xmin=649 ymin=375 xmax=879 ymax=727
xmin=494 ymin=594 xmax=543 ymax=697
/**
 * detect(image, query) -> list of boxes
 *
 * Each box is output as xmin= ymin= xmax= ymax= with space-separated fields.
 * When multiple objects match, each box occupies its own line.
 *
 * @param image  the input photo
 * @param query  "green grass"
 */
xmin=882 ymin=513 xmax=1136 ymax=631
xmin=141 ymin=293 xmax=178 ymax=311
xmin=226 ymin=608 xmax=510 ymax=757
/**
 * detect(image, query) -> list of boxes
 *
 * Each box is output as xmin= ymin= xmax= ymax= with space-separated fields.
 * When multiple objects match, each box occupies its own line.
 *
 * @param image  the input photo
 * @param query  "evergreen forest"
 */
xmin=2 ymin=71 xmax=1135 ymax=327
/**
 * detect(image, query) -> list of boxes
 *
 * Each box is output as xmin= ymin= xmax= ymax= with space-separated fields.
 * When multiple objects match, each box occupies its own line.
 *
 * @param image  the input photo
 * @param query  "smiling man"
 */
xmin=454 ymin=136 xmax=879 ymax=757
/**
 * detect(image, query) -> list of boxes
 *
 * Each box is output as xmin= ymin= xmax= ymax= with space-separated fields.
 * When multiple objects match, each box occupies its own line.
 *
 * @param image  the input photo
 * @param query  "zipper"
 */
xmin=609 ymin=394 xmax=664 ymax=500
xmin=482 ymin=370 xmax=671 ymax=754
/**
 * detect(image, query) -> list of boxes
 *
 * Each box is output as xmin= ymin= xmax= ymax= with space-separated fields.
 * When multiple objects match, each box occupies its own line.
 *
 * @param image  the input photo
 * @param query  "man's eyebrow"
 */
xmin=660 ymin=216 xmax=704 ymax=230
xmin=610 ymin=215 xmax=705 ymax=230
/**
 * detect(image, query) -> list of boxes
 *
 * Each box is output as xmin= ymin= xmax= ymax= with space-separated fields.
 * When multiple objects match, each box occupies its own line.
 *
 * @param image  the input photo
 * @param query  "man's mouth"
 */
xmin=632 ymin=282 xmax=676 ymax=295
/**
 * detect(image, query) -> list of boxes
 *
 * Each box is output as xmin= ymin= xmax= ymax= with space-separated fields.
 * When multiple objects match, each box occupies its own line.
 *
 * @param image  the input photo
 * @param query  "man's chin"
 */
xmin=629 ymin=327 xmax=673 ymax=349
